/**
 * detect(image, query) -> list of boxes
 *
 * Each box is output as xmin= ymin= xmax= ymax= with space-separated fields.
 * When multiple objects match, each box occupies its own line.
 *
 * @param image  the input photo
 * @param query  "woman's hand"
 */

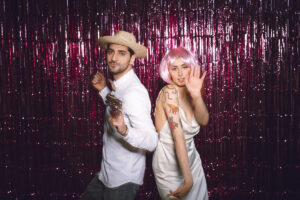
xmin=185 ymin=65 xmax=207 ymax=98
xmin=166 ymin=179 xmax=193 ymax=199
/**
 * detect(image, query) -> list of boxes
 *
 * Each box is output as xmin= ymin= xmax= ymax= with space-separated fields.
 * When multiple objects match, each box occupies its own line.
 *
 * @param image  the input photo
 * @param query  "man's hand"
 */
xmin=91 ymin=71 xmax=106 ymax=92
xmin=109 ymin=112 xmax=128 ymax=136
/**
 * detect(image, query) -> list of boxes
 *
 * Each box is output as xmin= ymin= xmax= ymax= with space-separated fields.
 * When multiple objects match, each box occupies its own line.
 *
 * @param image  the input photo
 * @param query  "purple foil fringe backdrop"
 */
xmin=0 ymin=0 xmax=299 ymax=199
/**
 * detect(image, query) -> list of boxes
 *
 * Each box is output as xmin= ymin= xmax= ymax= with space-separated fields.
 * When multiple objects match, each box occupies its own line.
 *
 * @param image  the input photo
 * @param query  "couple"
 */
xmin=80 ymin=31 xmax=209 ymax=200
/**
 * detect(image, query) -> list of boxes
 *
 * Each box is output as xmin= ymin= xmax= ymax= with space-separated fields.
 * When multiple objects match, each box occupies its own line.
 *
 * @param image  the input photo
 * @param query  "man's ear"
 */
xmin=129 ymin=54 xmax=136 ymax=65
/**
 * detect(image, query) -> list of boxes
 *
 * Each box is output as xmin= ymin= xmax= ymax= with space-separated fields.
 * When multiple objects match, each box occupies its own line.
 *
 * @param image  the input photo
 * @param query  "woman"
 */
xmin=152 ymin=47 xmax=209 ymax=200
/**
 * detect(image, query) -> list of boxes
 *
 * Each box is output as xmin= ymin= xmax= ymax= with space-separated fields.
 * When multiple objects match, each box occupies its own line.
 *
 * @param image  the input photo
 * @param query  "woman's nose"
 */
xmin=178 ymin=69 xmax=183 ymax=76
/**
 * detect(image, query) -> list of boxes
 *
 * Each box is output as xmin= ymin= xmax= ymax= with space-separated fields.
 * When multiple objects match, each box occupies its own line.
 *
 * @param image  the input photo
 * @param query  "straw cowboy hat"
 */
xmin=97 ymin=31 xmax=148 ymax=58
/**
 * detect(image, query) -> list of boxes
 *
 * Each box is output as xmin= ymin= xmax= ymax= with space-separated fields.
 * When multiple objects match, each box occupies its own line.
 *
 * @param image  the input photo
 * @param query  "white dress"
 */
xmin=152 ymin=107 xmax=208 ymax=200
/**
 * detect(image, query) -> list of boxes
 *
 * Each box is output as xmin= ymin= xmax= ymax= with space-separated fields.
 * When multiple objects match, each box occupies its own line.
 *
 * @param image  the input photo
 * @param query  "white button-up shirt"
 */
xmin=98 ymin=69 xmax=158 ymax=188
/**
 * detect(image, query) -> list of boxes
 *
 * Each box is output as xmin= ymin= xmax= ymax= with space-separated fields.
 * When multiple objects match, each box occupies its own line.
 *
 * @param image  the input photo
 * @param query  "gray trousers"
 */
xmin=80 ymin=174 xmax=140 ymax=200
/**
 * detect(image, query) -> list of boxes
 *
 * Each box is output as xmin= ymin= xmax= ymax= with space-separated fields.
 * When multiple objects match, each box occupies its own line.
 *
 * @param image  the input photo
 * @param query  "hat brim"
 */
xmin=97 ymin=36 xmax=148 ymax=58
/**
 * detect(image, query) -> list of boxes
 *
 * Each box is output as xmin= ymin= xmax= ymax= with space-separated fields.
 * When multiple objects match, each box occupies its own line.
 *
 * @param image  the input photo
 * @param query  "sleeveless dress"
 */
xmin=152 ymin=107 xmax=208 ymax=200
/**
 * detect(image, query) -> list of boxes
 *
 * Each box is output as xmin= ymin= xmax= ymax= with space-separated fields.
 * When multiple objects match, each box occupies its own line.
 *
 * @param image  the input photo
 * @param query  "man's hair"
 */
xmin=159 ymin=47 xmax=198 ymax=83
xmin=127 ymin=48 xmax=134 ymax=57
xmin=107 ymin=43 xmax=134 ymax=57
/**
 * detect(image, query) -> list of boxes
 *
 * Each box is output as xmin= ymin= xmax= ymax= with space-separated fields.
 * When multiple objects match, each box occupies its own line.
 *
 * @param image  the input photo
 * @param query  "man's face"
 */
xmin=106 ymin=44 xmax=133 ymax=76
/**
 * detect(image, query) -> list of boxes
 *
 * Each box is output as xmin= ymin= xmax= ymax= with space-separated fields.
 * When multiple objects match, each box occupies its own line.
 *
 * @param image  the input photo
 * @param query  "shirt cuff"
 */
xmin=99 ymin=86 xmax=110 ymax=100
xmin=122 ymin=125 xmax=131 ymax=140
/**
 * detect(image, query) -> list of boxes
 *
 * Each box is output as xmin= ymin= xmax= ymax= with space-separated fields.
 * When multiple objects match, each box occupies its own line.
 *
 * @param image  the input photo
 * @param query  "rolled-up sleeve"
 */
xmin=99 ymin=86 xmax=111 ymax=104
xmin=122 ymin=87 xmax=158 ymax=152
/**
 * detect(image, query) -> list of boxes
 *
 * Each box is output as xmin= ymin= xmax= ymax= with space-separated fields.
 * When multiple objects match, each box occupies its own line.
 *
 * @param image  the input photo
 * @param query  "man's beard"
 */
xmin=108 ymin=61 xmax=130 ymax=75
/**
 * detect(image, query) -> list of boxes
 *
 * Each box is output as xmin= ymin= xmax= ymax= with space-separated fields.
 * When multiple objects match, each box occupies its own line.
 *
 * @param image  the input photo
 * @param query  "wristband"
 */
xmin=120 ymin=125 xmax=128 ymax=136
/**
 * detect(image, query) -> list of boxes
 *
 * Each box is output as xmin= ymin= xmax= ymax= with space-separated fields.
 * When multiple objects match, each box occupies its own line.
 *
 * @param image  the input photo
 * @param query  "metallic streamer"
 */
xmin=0 ymin=0 xmax=299 ymax=199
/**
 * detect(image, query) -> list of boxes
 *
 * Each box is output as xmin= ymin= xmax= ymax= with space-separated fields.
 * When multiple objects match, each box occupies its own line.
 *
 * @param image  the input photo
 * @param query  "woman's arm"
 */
xmin=192 ymin=94 xmax=209 ymax=126
xmin=162 ymin=85 xmax=193 ymax=199
xmin=185 ymin=66 xmax=209 ymax=125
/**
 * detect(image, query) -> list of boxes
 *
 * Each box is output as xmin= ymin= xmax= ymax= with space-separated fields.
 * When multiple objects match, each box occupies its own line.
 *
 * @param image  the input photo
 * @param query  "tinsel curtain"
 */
xmin=0 ymin=0 xmax=299 ymax=199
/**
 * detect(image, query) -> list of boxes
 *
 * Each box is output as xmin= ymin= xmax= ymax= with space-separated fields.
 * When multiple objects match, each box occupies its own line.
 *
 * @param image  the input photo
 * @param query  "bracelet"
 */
xmin=120 ymin=125 xmax=128 ymax=136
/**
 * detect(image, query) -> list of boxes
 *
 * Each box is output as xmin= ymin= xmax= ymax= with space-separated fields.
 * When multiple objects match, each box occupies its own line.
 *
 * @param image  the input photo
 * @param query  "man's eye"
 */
xmin=107 ymin=50 xmax=113 ymax=54
xmin=119 ymin=51 xmax=128 ymax=56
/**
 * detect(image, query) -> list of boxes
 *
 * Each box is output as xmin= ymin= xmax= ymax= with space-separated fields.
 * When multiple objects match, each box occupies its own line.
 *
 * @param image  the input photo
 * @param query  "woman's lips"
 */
xmin=178 ymin=78 xmax=184 ymax=83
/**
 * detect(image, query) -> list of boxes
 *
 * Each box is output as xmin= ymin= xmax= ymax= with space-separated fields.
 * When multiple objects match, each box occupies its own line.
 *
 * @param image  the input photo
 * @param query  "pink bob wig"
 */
xmin=159 ymin=47 xmax=198 ymax=84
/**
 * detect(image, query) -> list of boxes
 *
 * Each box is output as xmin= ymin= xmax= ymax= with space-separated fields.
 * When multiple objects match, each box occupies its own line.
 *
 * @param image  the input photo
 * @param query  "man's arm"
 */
xmin=113 ymin=87 xmax=158 ymax=152
xmin=91 ymin=71 xmax=111 ymax=103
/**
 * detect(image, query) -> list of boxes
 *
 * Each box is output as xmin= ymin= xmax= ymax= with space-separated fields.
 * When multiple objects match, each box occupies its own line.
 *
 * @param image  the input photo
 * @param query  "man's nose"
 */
xmin=111 ymin=53 xmax=117 ymax=61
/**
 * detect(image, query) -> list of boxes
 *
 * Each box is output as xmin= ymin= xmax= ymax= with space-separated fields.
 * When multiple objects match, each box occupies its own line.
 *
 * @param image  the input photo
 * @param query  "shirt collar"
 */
xmin=113 ymin=69 xmax=135 ymax=90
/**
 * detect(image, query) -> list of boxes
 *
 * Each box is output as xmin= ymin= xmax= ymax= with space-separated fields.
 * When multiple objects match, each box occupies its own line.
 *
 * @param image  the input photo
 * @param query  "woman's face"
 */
xmin=168 ymin=57 xmax=191 ymax=86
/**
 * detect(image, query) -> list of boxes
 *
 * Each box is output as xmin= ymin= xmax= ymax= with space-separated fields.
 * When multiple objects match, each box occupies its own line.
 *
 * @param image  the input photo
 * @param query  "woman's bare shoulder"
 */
xmin=157 ymin=85 xmax=178 ymax=103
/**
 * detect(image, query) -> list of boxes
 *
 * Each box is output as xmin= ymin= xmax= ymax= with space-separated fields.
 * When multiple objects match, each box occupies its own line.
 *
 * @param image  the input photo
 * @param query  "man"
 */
xmin=80 ymin=31 xmax=158 ymax=200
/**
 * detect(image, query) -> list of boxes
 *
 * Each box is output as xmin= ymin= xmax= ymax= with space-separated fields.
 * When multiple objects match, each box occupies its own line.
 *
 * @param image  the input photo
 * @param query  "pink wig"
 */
xmin=159 ymin=47 xmax=198 ymax=83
